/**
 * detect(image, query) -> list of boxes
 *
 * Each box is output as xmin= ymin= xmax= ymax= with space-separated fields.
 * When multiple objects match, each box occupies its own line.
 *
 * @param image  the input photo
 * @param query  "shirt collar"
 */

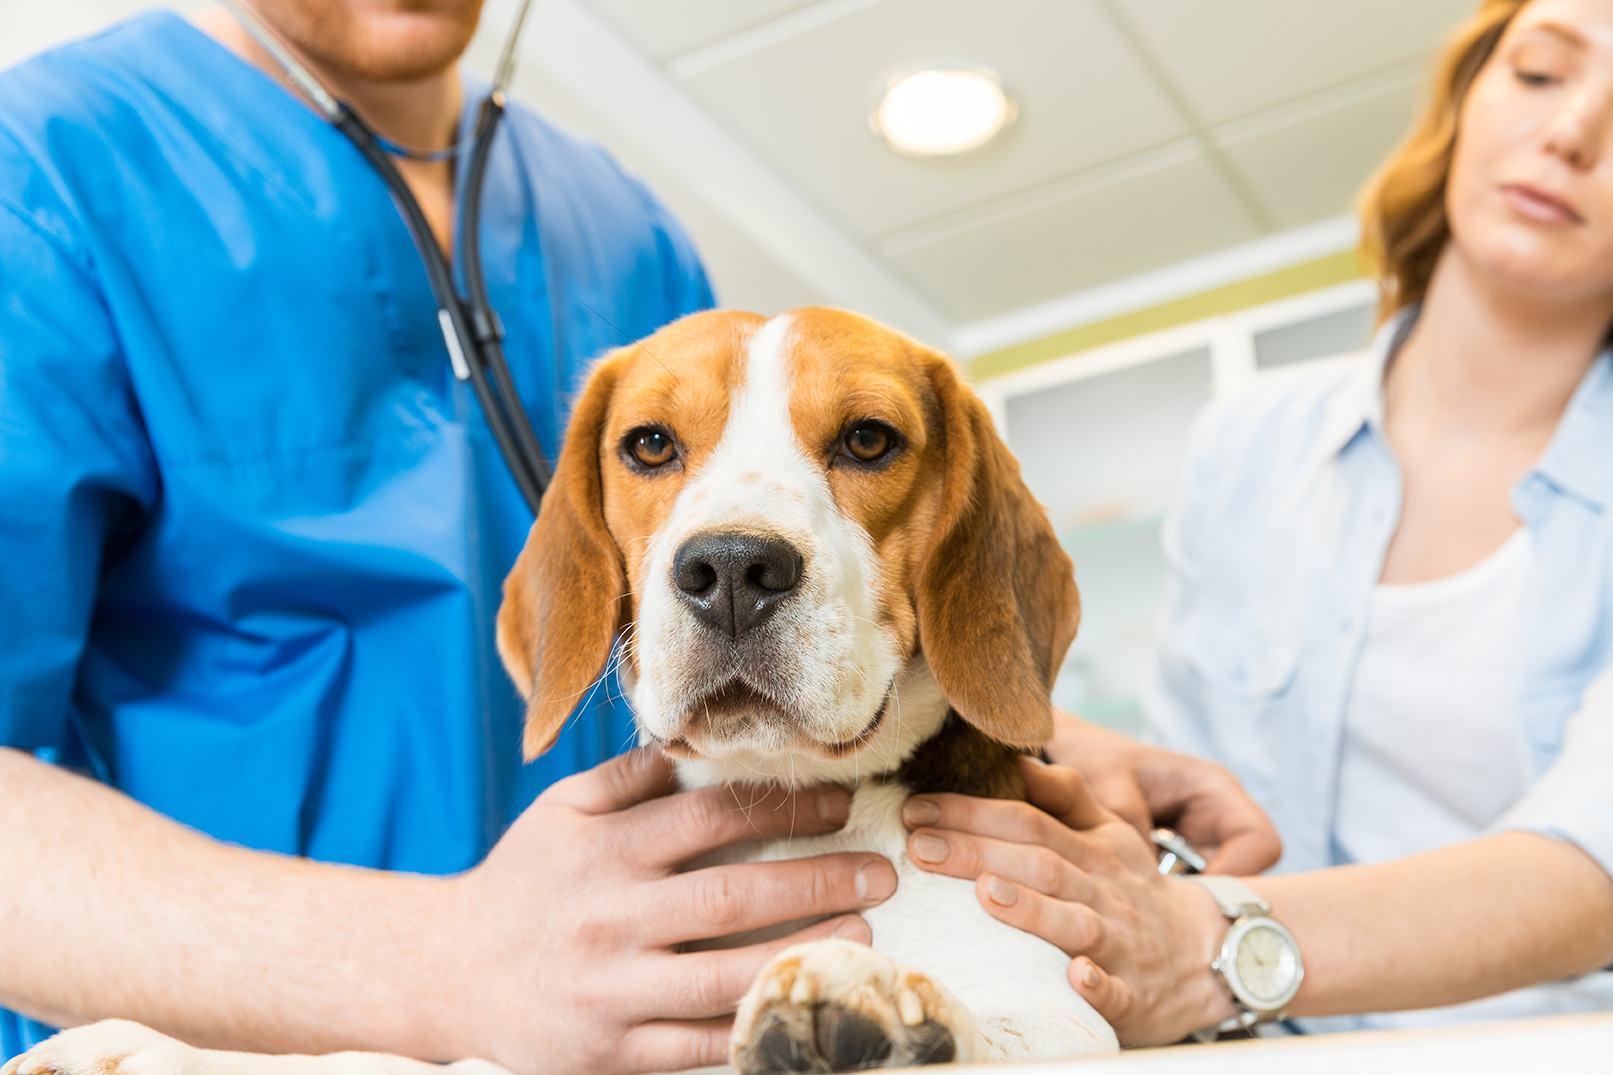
xmin=1318 ymin=303 xmax=1613 ymax=512
xmin=1317 ymin=305 xmax=1414 ymax=458
xmin=1532 ymin=348 xmax=1613 ymax=512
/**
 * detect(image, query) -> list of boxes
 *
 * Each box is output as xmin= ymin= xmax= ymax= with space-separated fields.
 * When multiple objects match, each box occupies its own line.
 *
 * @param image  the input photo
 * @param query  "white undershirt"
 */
xmin=1333 ymin=527 xmax=1535 ymax=867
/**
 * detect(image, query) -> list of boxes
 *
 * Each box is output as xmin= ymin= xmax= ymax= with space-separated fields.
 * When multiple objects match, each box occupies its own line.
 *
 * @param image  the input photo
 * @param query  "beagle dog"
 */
xmin=498 ymin=307 xmax=1116 ymax=1067
xmin=3 ymin=308 xmax=1115 ymax=1075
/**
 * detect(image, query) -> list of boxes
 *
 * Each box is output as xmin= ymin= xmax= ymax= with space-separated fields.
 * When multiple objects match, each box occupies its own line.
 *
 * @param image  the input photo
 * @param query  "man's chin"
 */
xmin=268 ymin=1 xmax=485 ymax=83
xmin=316 ymin=22 xmax=478 ymax=81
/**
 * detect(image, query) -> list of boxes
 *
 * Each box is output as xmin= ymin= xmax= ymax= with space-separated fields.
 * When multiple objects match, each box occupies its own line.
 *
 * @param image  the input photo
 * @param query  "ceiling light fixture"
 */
xmin=872 ymin=65 xmax=1015 ymax=158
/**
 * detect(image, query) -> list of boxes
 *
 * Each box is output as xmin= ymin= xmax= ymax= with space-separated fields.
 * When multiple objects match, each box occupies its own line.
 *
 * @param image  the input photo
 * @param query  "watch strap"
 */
xmin=1184 ymin=874 xmax=1271 ymax=919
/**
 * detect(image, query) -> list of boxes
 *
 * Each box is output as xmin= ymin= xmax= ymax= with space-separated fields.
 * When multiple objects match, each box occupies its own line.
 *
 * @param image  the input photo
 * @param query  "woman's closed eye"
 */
xmin=1510 ymin=34 xmax=1577 ymax=88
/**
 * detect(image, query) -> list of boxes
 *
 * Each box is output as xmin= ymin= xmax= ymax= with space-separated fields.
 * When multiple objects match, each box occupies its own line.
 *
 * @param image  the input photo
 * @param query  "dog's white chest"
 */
xmin=723 ymin=781 xmax=1118 ymax=1060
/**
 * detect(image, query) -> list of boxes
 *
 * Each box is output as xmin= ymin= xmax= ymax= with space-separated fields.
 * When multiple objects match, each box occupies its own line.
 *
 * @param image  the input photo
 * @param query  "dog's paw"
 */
xmin=732 ymin=939 xmax=974 ymax=1073
xmin=1 ymin=1021 xmax=205 ymax=1075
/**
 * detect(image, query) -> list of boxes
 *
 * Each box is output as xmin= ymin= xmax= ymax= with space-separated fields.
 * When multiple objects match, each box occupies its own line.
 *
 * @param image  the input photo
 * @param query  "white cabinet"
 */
xmin=975 ymin=280 xmax=1376 ymax=734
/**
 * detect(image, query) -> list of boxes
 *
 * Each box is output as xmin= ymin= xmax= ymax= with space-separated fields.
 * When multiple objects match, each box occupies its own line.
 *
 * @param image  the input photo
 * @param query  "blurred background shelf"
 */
xmin=982 ymin=282 xmax=1378 ymax=736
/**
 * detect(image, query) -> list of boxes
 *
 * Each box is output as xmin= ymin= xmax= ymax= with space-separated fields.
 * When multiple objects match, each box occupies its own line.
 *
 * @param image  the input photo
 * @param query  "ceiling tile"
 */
xmin=579 ymin=0 xmax=820 ymax=61
xmin=1 ymin=0 xmax=201 ymax=71
xmin=676 ymin=0 xmax=1190 ymax=237
xmin=884 ymin=152 xmax=1262 ymax=321
xmin=1113 ymin=0 xmax=1476 ymax=125
xmin=486 ymin=50 xmax=830 ymax=318
xmin=1218 ymin=74 xmax=1421 ymax=229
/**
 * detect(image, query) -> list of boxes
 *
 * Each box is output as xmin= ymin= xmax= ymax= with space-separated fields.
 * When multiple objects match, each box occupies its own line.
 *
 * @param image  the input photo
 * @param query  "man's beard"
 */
xmin=256 ymin=0 xmax=486 ymax=82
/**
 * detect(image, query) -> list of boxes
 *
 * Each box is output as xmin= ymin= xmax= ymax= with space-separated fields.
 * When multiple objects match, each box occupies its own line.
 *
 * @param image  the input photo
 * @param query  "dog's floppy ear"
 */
xmin=914 ymin=352 xmax=1079 ymax=750
xmin=497 ymin=356 xmax=628 ymax=761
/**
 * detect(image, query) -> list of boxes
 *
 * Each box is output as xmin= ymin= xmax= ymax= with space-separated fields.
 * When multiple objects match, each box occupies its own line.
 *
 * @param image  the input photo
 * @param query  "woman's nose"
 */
xmin=1544 ymin=81 xmax=1613 ymax=168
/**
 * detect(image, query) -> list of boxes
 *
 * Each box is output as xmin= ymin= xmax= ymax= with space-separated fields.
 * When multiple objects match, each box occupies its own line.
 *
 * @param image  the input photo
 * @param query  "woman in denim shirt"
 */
xmin=903 ymin=0 xmax=1613 ymax=1045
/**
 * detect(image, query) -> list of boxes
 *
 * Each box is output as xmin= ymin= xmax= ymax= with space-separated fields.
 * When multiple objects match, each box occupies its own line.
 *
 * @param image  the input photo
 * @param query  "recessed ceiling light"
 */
xmin=872 ymin=66 xmax=1015 ymax=158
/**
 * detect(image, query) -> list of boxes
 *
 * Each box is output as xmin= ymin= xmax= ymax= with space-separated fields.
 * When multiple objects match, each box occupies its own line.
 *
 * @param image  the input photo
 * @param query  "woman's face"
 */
xmin=1449 ymin=0 xmax=1613 ymax=305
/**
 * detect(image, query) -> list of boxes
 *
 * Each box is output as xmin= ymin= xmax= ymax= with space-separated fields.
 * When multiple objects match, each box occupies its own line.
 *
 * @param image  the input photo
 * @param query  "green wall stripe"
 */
xmin=968 ymin=249 xmax=1366 ymax=382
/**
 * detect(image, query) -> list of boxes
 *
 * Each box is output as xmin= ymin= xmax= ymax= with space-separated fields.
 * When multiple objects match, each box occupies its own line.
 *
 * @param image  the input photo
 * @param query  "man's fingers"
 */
xmin=651 ymin=915 xmax=872 ymax=1021
xmin=1086 ymin=772 xmax=1153 ymax=837
xmin=906 ymin=829 xmax=1097 ymax=904
xmin=1173 ymin=781 xmax=1283 ymax=875
xmin=1202 ymin=827 xmax=1284 ymax=875
xmin=541 ymin=747 xmax=678 ymax=814
xmin=643 ymin=854 xmax=895 ymax=947
xmin=773 ymin=912 xmax=872 ymax=947
xmin=618 ymin=782 xmax=853 ymax=869
xmin=1144 ymin=761 xmax=1280 ymax=873
xmin=1019 ymin=757 xmax=1117 ymax=831
xmin=620 ymin=1017 xmax=735 ymax=1074
xmin=972 ymin=874 xmax=1113 ymax=960
xmin=1174 ymin=778 xmax=1283 ymax=871
xmin=1068 ymin=957 xmax=1137 ymax=1042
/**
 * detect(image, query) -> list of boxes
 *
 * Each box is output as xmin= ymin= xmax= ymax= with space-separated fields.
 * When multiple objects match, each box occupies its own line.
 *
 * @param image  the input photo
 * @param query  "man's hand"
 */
xmin=900 ymin=759 xmax=1236 ymax=1045
xmin=1047 ymin=710 xmax=1281 ymax=875
xmin=443 ymin=748 xmax=897 ymax=1075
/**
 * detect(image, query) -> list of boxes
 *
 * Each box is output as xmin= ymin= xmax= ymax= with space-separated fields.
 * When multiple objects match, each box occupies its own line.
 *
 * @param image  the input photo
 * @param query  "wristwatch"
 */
xmin=1182 ymin=875 xmax=1304 ymax=1040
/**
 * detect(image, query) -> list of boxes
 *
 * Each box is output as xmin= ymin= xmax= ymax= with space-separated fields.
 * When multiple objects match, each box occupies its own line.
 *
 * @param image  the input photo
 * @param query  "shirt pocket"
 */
xmin=1165 ymin=606 xmax=1303 ymax=806
xmin=1174 ymin=606 xmax=1302 ymax=704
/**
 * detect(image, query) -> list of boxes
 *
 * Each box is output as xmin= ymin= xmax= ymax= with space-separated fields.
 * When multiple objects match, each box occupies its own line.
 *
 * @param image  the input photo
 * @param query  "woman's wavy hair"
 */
xmin=1359 ymin=0 xmax=1530 ymax=321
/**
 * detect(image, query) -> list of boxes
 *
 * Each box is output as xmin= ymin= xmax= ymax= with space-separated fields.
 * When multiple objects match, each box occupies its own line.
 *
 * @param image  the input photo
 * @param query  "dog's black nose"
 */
xmin=673 ymin=531 xmax=804 ymax=639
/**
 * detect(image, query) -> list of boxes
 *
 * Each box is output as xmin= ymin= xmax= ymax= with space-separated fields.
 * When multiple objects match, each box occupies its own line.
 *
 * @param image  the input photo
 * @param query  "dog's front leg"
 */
xmin=731 ymin=939 xmax=976 ymax=1073
xmin=856 ymin=865 xmax=1120 ymax=1063
xmin=2 ymin=1021 xmax=513 ymax=1075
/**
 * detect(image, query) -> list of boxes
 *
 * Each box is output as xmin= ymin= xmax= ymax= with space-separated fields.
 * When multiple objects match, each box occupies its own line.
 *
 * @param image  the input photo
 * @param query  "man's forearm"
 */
xmin=1046 ymin=709 xmax=1141 ymax=768
xmin=1047 ymin=709 xmax=1283 ymax=875
xmin=1045 ymin=710 xmax=1150 ymax=830
xmin=1253 ymin=831 xmax=1613 ymax=1016
xmin=0 ymin=748 xmax=463 ymax=1057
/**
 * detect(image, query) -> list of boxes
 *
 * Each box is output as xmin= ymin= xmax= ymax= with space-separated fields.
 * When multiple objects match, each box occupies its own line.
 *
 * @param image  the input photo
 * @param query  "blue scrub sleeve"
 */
xmin=0 ymin=196 xmax=158 ymax=757
xmin=635 ymin=177 xmax=718 ymax=315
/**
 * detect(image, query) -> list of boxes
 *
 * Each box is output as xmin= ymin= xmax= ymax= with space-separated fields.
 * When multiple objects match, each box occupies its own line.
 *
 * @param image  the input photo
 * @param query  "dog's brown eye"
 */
xmin=844 ymin=423 xmax=892 ymax=463
xmin=630 ymin=429 xmax=675 ymax=468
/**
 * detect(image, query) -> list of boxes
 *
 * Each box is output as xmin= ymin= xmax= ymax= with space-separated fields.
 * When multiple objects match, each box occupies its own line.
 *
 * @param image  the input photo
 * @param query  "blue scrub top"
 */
xmin=0 ymin=12 xmax=711 ymax=1055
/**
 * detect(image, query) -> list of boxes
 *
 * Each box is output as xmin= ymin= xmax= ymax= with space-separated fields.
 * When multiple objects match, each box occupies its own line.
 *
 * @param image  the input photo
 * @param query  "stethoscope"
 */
xmin=221 ymin=0 xmax=553 ymax=514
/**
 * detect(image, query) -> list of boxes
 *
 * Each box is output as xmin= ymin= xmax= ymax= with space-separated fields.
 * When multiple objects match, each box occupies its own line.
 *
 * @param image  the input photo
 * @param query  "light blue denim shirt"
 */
xmin=1146 ymin=306 xmax=1613 ymax=871
xmin=1145 ymin=311 xmax=1613 ymax=1027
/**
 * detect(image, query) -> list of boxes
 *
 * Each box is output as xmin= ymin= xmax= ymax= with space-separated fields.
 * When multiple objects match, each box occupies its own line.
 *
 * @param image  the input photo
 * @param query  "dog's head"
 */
xmin=497 ymin=308 xmax=1078 ymax=782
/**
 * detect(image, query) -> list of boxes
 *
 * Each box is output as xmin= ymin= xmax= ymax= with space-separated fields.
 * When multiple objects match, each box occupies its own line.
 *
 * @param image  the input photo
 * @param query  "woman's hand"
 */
xmin=1047 ymin=710 xmax=1281 ymax=875
xmin=902 ymin=757 xmax=1237 ymax=1045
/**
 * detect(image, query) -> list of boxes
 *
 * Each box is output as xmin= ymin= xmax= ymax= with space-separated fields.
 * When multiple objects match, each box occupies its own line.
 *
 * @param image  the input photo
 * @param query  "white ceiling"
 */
xmin=569 ymin=0 xmax=1476 ymax=331
xmin=6 ymin=0 xmax=1479 ymax=353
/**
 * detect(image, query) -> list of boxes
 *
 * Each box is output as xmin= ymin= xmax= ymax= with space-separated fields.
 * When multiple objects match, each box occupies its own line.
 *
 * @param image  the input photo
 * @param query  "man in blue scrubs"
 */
xmin=0 ymin=2 xmax=901 ymax=1070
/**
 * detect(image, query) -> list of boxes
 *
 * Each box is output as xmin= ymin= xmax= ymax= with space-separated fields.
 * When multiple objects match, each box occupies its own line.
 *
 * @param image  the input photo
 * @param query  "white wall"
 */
xmin=980 ymin=281 xmax=1378 ymax=734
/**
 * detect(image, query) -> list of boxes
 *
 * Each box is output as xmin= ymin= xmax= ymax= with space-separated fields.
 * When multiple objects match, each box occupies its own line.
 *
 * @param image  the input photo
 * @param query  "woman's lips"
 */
xmin=1502 ymin=182 xmax=1584 ymax=224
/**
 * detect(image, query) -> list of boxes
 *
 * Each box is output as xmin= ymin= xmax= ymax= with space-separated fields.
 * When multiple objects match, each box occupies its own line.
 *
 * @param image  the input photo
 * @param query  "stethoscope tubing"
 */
xmin=337 ymin=101 xmax=552 ymax=514
xmin=221 ymin=0 xmax=553 ymax=516
xmin=457 ymin=96 xmax=555 ymax=504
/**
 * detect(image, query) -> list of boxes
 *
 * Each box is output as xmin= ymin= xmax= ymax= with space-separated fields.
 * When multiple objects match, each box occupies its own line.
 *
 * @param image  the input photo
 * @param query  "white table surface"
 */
xmin=679 ymin=1011 xmax=1613 ymax=1073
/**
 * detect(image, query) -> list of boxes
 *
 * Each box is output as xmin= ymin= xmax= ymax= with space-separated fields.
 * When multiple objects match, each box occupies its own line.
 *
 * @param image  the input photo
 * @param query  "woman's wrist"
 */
xmin=1172 ymin=878 xmax=1241 ymax=1034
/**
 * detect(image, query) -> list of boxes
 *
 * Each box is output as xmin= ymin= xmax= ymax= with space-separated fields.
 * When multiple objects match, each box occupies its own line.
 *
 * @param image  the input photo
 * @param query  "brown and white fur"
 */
xmin=498 ymin=308 xmax=1115 ymax=1068
xmin=3 ymin=309 xmax=1115 ymax=1075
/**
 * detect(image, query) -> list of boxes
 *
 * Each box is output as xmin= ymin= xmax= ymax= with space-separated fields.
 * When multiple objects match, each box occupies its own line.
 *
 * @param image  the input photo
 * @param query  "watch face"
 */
xmin=1231 ymin=921 xmax=1301 ymax=1009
